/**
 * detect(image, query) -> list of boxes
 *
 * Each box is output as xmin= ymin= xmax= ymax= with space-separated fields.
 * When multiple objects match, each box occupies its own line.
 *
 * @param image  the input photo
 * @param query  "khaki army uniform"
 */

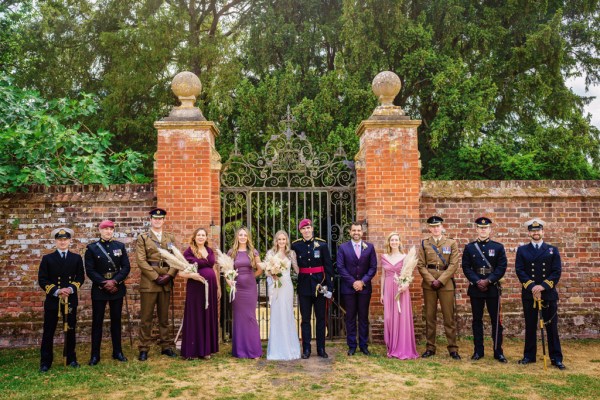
xmin=135 ymin=230 xmax=179 ymax=352
xmin=417 ymin=236 xmax=460 ymax=353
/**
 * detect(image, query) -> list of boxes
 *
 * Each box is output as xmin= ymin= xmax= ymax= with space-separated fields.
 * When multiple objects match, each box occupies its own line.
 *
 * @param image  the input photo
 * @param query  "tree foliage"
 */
xmin=0 ymin=73 xmax=149 ymax=193
xmin=2 ymin=0 xmax=599 ymax=184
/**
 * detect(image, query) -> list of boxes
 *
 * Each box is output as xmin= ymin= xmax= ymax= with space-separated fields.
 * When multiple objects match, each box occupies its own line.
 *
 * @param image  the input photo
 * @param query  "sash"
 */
xmin=473 ymin=243 xmax=493 ymax=270
xmin=430 ymin=244 xmax=448 ymax=267
xmin=95 ymin=242 xmax=119 ymax=271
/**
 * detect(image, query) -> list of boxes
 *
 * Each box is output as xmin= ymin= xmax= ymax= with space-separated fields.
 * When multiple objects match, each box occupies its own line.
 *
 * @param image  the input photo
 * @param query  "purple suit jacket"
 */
xmin=336 ymin=241 xmax=378 ymax=295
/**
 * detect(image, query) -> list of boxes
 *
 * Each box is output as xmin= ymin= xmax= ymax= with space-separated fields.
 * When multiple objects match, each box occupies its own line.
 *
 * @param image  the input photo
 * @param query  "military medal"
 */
xmin=549 ymin=248 xmax=553 ymax=254
xmin=489 ymin=249 xmax=495 ymax=257
xmin=442 ymin=246 xmax=451 ymax=254
xmin=113 ymin=249 xmax=122 ymax=256
xmin=314 ymin=249 xmax=320 ymax=258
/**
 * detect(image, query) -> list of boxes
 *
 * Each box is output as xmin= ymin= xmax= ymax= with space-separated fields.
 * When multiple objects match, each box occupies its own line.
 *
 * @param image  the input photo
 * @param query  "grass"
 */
xmin=1 ymin=339 xmax=599 ymax=399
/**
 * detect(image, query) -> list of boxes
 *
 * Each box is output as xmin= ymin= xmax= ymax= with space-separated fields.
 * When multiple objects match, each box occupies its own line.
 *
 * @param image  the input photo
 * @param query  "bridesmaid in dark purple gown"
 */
xmin=227 ymin=227 xmax=263 ymax=359
xmin=180 ymin=227 xmax=221 ymax=359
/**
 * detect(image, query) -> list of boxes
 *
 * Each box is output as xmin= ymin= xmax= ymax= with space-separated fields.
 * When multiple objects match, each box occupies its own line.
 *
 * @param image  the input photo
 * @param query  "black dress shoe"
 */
xmin=113 ymin=353 xmax=128 ymax=362
xmin=421 ymin=350 xmax=435 ymax=358
xmin=69 ymin=361 xmax=80 ymax=368
xmin=301 ymin=351 xmax=311 ymax=359
xmin=471 ymin=353 xmax=483 ymax=360
xmin=138 ymin=351 xmax=148 ymax=361
xmin=518 ymin=357 xmax=535 ymax=364
xmin=360 ymin=347 xmax=371 ymax=356
xmin=449 ymin=352 xmax=461 ymax=360
xmin=39 ymin=365 xmax=50 ymax=373
xmin=161 ymin=349 xmax=177 ymax=358
xmin=317 ymin=349 xmax=328 ymax=358
xmin=88 ymin=356 xmax=100 ymax=366
xmin=551 ymin=360 xmax=566 ymax=370
xmin=495 ymin=354 xmax=508 ymax=363
xmin=347 ymin=348 xmax=356 ymax=356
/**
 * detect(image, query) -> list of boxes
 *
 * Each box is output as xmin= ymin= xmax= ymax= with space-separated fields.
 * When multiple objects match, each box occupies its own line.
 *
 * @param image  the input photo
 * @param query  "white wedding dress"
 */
xmin=266 ymin=250 xmax=301 ymax=360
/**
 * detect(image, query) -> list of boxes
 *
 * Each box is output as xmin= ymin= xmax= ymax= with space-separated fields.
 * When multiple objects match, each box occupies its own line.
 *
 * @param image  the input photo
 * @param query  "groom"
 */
xmin=337 ymin=222 xmax=378 ymax=355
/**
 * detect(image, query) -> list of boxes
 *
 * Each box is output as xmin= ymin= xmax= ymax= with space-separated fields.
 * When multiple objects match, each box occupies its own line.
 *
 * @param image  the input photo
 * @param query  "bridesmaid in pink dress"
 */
xmin=380 ymin=232 xmax=419 ymax=359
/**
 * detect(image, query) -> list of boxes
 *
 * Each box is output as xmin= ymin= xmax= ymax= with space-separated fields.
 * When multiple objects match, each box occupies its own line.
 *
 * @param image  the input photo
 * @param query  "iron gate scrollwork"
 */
xmin=220 ymin=107 xmax=356 ymax=341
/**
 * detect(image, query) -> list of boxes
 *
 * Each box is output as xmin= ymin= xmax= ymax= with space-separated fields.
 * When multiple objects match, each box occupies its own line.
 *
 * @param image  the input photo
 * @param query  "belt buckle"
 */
xmin=104 ymin=272 xmax=114 ymax=279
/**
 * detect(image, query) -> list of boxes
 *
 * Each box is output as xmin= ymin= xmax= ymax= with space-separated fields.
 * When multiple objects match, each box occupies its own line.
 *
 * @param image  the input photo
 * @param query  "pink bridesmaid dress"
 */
xmin=382 ymin=255 xmax=419 ymax=359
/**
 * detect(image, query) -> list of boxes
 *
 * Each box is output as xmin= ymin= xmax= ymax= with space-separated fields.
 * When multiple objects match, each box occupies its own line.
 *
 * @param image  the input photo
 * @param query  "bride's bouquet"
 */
xmin=393 ymin=246 xmax=417 ymax=313
xmin=216 ymin=249 xmax=238 ymax=302
xmin=158 ymin=247 xmax=208 ymax=309
xmin=263 ymin=252 xmax=288 ymax=288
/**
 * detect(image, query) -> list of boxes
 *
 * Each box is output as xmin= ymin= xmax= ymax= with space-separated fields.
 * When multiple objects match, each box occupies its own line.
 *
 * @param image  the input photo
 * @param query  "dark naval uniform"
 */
xmin=85 ymin=238 xmax=131 ymax=361
xmin=515 ymin=241 xmax=563 ymax=364
xmin=462 ymin=238 xmax=507 ymax=359
xmin=38 ymin=249 xmax=85 ymax=369
xmin=291 ymin=236 xmax=334 ymax=355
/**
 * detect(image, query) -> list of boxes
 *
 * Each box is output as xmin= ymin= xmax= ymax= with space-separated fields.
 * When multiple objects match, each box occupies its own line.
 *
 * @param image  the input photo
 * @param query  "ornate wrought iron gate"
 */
xmin=220 ymin=108 xmax=356 ymax=341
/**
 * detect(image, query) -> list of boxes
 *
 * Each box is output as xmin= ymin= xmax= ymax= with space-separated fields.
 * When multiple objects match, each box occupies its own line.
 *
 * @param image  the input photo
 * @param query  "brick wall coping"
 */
xmin=0 ymin=184 xmax=155 ymax=202
xmin=422 ymin=180 xmax=600 ymax=198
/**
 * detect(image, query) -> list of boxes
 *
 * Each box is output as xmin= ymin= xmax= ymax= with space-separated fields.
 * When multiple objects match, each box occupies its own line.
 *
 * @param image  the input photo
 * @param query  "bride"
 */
xmin=266 ymin=230 xmax=301 ymax=360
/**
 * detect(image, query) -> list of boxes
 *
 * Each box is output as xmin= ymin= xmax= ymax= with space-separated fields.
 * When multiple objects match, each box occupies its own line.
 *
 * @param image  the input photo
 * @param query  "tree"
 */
xmin=0 ymin=73 xmax=149 ymax=193
xmin=340 ymin=0 xmax=600 ymax=179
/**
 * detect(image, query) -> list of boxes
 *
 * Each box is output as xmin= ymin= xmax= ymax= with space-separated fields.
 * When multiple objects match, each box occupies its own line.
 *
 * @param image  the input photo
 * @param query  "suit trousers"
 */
xmin=40 ymin=303 xmax=78 ymax=367
xmin=342 ymin=293 xmax=371 ymax=349
xmin=522 ymin=298 xmax=562 ymax=362
xmin=470 ymin=296 xmax=503 ymax=357
xmin=423 ymin=288 xmax=458 ymax=352
xmin=299 ymin=293 xmax=326 ymax=353
xmin=139 ymin=291 xmax=173 ymax=352
xmin=91 ymin=297 xmax=124 ymax=357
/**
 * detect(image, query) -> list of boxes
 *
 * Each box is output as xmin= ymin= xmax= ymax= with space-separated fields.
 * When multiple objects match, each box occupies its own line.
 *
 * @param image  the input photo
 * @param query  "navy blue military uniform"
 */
xmin=515 ymin=222 xmax=563 ymax=366
xmin=462 ymin=236 xmax=507 ymax=359
xmin=38 ymin=245 xmax=85 ymax=369
xmin=84 ymin=238 xmax=131 ymax=361
xmin=291 ymin=236 xmax=334 ymax=355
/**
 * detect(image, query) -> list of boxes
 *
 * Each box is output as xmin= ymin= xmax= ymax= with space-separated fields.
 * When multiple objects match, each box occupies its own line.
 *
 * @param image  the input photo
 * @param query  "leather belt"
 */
xmin=427 ymin=264 xmax=448 ymax=271
xmin=149 ymin=261 xmax=164 ymax=267
xmin=476 ymin=267 xmax=492 ymax=274
xmin=299 ymin=266 xmax=324 ymax=274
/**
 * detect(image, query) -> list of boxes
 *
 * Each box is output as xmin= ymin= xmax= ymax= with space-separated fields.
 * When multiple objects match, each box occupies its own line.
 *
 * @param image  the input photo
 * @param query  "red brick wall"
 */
xmin=1 ymin=180 xmax=598 ymax=348
xmin=417 ymin=180 xmax=600 ymax=340
xmin=0 ymin=184 xmax=156 ymax=348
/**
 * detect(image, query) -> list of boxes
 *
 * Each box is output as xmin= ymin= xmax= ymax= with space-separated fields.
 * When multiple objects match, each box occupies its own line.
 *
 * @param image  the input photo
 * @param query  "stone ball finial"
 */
xmin=164 ymin=71 xmax=205 ymax=121
xmin=171 ymin=71 xmax=202 ymax=108
xmin=372 ymin=71 xmax=401 ymax=107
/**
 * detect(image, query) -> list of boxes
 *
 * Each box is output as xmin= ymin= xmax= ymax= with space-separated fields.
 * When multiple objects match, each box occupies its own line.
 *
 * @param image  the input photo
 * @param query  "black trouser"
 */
xmin=299 ymin=294 xmax=326 ymax=353
xmin=40 ymin=303 xmax=77 ymax=367
xmin=91 ymin=297 xmax=124 ymax=358
xmin=522 ymin=298 xmax=562 ymax=362
xmin=470 ymin=296 xmax=503 ymax=357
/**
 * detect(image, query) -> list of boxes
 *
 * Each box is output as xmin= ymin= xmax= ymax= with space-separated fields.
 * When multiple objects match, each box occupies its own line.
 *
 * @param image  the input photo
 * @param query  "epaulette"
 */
xmin=292 ymin=238 xmax=303 ymax=243
xmin=315 ymin=237 xmax=326 ymax=242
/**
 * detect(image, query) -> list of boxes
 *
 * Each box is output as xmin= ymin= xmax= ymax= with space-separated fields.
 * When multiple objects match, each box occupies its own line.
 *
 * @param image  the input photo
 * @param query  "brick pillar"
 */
xmin=355 ymin=71 xmax=422 ymax=342
xmin=153 ymin=71 xmax=221 ymax=317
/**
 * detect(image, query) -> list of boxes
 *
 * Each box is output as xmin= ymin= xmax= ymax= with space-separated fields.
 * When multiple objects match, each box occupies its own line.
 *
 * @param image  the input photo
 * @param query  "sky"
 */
xmin=566 ymin=76 xmax=600 ymax=129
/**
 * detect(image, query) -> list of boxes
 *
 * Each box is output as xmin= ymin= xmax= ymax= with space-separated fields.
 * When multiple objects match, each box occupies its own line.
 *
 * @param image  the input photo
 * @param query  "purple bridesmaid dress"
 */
xmin=181 ymin=247 xmax=219 ymax=358
xmin=230 ymin=249 xmax=262 ymax=358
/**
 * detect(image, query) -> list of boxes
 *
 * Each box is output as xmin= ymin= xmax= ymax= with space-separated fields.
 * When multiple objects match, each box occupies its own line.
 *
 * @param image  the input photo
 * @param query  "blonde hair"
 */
xmin=230 ymin=227 xmax=258 ymax=269
xmin=384 ymin=232 xmax=403 ymax=255
xmin=189 ymin=227 xmax=209 ymax=259
xmin=270 ymin=230 xmax=291 ymax=256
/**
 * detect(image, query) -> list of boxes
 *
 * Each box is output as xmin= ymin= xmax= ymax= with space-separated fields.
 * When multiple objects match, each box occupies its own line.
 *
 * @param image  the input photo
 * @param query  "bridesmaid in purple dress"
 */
xmin=380 ymin=232 xmax=419 ymax=359
xmin=180 ymin=227 xmax=221 ymax=359
xmin=227 ymin=227 xmax=263 ymax=359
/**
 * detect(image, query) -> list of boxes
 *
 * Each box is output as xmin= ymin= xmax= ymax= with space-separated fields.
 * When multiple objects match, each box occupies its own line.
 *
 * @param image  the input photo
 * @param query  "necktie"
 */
xmin=61 ymin=252 xmax=66 ymax=259
xmin=354 ymin=243 xmax=361 ymax=258
xmin=534 ymin=244 xmax=539 ymax=250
